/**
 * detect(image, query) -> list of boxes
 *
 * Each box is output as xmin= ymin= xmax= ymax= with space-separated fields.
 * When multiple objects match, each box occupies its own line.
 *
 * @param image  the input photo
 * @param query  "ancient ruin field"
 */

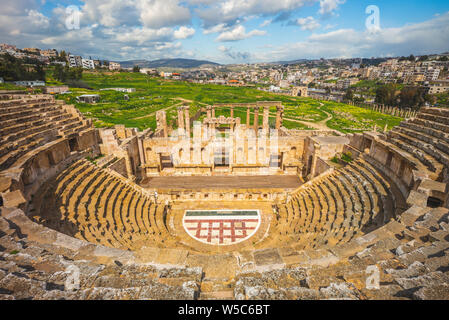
xmin=54 ymin=71 xmax=403 ymax=132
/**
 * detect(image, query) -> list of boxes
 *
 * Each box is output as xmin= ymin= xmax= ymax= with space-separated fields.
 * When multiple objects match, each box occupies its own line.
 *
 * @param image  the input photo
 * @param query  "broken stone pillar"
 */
xmin=115 ymin=125 xmax=126 ymax=140
xmin=177 ymin=106 xmax=185 ymax=133
xmin=212 ymin=106 xmax=215 ymax=118
xmin=246 ymin=106 xmax=251 ymax=128
xmin=156 ymin=110 xmax=168 ymax=138
xmin=230 ymin=106 xmax=234 ymax=118
xmin=207 ymin=106 xmax=212 ymax=119
xmin=253 ymin=106 xmax=259 ymax=131
xmin=263 ymin=105 xmax=269 ymax=133
xmin=184 ymin=105 xmax=191 ymax=137
xmin=275 ymin=105 xmax=284 ymax=129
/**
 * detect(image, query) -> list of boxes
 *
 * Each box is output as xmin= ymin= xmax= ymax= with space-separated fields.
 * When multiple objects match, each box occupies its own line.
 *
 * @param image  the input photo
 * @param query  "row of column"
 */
xmin=206 ymin=105 xmax=284 ymax=131
xmin=347 ymin=101 xmax=418 ymax=118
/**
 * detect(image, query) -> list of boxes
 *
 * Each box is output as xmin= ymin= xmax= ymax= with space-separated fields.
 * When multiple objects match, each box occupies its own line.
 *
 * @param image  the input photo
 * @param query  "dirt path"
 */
xmin=131 ymin=97 xmax=196 ymax=120
xmin=289 ymin=103 xmax=333 ymax=130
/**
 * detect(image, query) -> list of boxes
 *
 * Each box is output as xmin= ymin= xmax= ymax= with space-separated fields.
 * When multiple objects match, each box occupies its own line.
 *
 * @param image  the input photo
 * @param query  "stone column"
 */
xmin=177 ymin=106 xmax=185 ymax=134
xmin=230 ymin=106 xmax=234 ymax=118
xmin=253 ymin=107 xmax=259 ymax=131
xmin=156 ymin=110 xmax=168 ymax=138
xmin=212 ymin=106 xmax=215 ymax=118
xmin=207 ymin=106 xmax=212 ymax=119
xmin=275 ymin=106 xmax=284 ymax=129
xmin=246 ymin=106 xmax=251 ymax=128
xmin=184 ymin=105 xmax=191 ymax=137
xmin=262 ymin=106 xmax=269 ymax=133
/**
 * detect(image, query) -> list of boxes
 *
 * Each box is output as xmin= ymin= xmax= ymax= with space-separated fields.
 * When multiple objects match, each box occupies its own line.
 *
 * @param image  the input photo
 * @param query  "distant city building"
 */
xmin=68 ymin=54 xmax=82 ymax=68
xmin=82 ymin=58 xmax=95 ymax=69
xmin=43 ymin=86 xmax=70 ymax=94
xmin=76 ymin=94 xmax=100 ymax=103
xmin=23 ymin=48 xmax=40 ymax=55
xmin=100 ymin=88 xmax=136 ymax=93
xmin=139 ymin=68 xmax=157 ymax=75
xmin=51 ymin=61 xmax=67 ymax=66
xmin=269 ymin=85 xmax=281 ymax=92
xmin=14 ymin=80 xmax=45 ymax=87
xmin=0 ymin=43 xmax=17 ymax=51
xmin=427 ymin=80 xmax=449 ymax=94
xmin=40 ymin=49 xmax=58 ymax=58
xmin=109 ymin=62 xmax=121 ymax=70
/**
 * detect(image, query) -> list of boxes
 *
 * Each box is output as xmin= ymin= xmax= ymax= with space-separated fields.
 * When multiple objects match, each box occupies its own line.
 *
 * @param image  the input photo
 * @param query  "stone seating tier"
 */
xmin=33 ymin=160 xmax=173 ymax=251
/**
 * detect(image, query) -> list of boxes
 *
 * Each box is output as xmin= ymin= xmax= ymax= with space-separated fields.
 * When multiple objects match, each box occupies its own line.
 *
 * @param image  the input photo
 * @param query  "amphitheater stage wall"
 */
xmin=140 ymin=175 xmax=301 ymax=202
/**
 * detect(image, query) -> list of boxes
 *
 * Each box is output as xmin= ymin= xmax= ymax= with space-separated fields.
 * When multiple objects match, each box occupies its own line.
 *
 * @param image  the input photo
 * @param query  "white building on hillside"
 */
xmin=109 ymin=62 xmax=121 ymax=70
xmin=82 ymin=58 xmax=95 ymax=69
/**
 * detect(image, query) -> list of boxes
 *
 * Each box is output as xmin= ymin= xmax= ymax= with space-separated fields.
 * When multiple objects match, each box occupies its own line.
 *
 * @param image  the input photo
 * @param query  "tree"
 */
xmin=398 ymin=86 xmax=430 ymax=110
xmin=54 ymin=65 xmax=83 ymax=82
xmin=133 ymin=65 xmax=140 ymax=73
xmin=408 ymin=54 xmax=416 ymax=62
xmin=343 ymin=88 xmax=354 ymax=102
xmin=375 ymin=84 xmax=397 ymax=105
xmin=0 ymin=53 xmax=46 ymax=81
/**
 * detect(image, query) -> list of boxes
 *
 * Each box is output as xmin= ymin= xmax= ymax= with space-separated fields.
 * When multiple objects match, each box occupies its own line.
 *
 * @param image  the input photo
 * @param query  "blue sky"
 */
xmin=1 ymin=0 xmax=448 ymax=64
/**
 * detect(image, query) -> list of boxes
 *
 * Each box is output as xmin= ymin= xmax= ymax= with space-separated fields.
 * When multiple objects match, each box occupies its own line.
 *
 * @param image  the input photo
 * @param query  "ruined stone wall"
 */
xmin=314 ymin=157 xmax=333 ymax=177
xmin=109 ymin=158 xmax=128 ymax=178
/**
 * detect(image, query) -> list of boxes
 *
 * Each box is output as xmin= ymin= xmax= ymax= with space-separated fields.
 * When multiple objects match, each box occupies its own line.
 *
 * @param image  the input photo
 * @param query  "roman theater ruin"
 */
xmin=1 ymin=93 xmax=449 ymax=300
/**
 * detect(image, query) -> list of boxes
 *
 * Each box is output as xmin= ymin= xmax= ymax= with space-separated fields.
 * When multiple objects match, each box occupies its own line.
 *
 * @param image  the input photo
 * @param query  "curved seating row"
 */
xmin=34 ymin=159 xmax=172 ymax=251
xmin=276 ymin=159 xmax=398 ymax=249
xmin=0 ymin=95 xmax=92 ymax=171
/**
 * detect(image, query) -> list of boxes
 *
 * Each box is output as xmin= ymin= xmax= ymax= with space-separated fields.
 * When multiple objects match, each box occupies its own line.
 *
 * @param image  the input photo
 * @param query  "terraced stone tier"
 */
xmin=382 ymin=107 xmax=449 ymax=182
xmin=0 ymin=95 xmax=93 ymax=171
xmin=1 ymin=197 xmax=448 ymax=300
xmin=32 ymin=159 xmax=176 ymax=251
xmin=275 ymin=159 xmax=403 ymax=250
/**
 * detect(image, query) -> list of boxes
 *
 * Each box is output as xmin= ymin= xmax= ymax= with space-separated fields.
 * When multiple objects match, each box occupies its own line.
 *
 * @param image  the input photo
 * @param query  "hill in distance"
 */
xmin=120 ymin=58 xmax=220 ymax=69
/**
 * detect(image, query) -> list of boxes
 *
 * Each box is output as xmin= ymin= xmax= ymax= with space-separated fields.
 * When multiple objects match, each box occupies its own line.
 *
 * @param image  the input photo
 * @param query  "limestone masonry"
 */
xmin=0 ymin=93 xmax=449 ymax=300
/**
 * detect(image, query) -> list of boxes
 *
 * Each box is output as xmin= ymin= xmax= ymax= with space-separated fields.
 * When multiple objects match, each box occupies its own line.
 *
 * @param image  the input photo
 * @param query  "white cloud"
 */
xmin=80 ymin=0 xmax=191 ymax=28
xmin=2 ymin=0 xmax=38 ymax=15
xmin=216 ymin=25 xmax=266 ymax=42
xmin=257 ymin=12 xmax=449 ymax=62
xmin=319 ymin=0 xmax=345 ymax=15
xmin=138 ymin=0 xmax=191 ymax=28
xmin=174 ymin=26 xmax=196 ymax=39
xmin=203 ymin=23 xmax=229 ymax=34
xmin=260 ymin=19 xmax=272 ymax=27
xmin=295 ymin=16 xmax=321 ymax=31
xmin=197 ymin=0 xmax=313 ymax=26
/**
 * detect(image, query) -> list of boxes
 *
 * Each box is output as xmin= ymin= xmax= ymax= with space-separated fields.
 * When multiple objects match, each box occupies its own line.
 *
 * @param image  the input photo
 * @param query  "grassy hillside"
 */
xmin=54 ymin=71 xmax=403 ymax=132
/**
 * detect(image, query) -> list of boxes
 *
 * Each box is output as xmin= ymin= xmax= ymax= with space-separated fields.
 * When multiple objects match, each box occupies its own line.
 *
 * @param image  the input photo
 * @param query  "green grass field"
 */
xmin=51 ymin=71 xmax=403 ymax=133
